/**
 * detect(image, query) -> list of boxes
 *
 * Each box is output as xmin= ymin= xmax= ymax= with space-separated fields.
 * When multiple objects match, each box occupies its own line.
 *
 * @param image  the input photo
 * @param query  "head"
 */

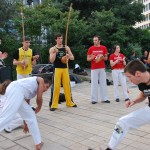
xmin=131 ymin=51 xmax=136 ymax=56
xmin=0 ymin=80 xmax=11 ymax=95
xmin=22 ymin=37 xmax=31 ymax=50
xmin=43 ymin=78 xmax=52 ymax=92
xmin=113 ymin=45 xmax=120 ymax=53
xmin=93 ymin=36 xmax=101 ymax=46
xmin=55 ymin=33 xmax=63 ymax=46
xmin=124 ymin=60 xmax=147 ymax=85
xmin=144 ymin=50 xmax=148 ymax=56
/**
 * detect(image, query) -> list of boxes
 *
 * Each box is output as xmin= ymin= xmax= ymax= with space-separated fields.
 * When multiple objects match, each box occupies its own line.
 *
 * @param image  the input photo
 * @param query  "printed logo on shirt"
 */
xmin=92 ymin=50 xmax=104 ymax=56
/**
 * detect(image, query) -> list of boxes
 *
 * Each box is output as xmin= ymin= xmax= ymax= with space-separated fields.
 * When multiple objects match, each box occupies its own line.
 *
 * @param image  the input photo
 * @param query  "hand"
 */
xmin=125 ymin=100 xmax=135 ymax=108
xmin=21 ymin=60 xmax=28 ymax=69
xmin=23 ymin=122 xmax=29 ymax=134
xmin=33 ymin=55 xmax=39 ymax=60
xmin=20 ymin=60 xmax=26 ymax=65
xmin=61 ymin=56 xmax=68 ymax=64
xmin=35 ymin=106 xmax=41 ymax=114
xmin=95 ymin=54 xmax=103 ymax=63
xmin=1 ymin=52 xmax=8 ymax=59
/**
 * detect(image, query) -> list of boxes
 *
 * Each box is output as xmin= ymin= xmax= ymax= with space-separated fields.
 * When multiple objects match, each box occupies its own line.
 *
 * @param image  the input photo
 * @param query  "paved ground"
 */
xmin=0 ymin=71 xmax=150 ymax=150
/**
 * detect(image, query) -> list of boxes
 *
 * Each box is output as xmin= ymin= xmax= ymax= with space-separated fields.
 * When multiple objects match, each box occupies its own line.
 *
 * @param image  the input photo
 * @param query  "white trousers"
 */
xmin=112 ymin=69 xmax=129 ymax=100
xmin=91 ymin=69 xmax=109 ymax=102
xmin=0 ymin=83 xmax=41 ymax=145
xmin=5 ymin=113 xmax=23 ymax=132
xmin=108 ymin=106 xmax=150 ymax=149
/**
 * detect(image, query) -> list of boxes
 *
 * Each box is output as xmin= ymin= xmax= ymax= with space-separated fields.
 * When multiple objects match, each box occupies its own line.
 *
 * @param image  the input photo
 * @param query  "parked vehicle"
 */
xmin=32 ymin=64 xmax=53 ymax=78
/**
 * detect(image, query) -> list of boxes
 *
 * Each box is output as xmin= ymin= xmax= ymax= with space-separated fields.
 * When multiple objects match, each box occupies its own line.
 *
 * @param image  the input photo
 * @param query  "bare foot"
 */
xmin=36 ymin=142 xmax=44 ymax=150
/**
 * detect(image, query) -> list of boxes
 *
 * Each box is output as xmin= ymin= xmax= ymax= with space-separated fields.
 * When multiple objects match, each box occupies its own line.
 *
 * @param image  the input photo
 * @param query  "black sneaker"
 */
xmin=116 ymin=98 xmax=120 ymax=102
xmin=102 ymin=100 xmax=110 ymax=103
xmin=50 ymin=108 xmax=56 ymax=111
xmin=72 ymin=104 xmax=77 ymax=107
xmin=91 ymin=101 xmax=97 ymax=104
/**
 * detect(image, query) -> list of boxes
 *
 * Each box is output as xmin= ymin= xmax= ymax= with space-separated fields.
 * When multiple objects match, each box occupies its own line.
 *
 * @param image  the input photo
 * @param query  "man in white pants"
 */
xmin=87 ymin=35 xmax=110 ymax=104
xmin=0 ymin=77 xmax=51 ymax=150
xmin=98 ymin=60 xmax=150 ymax=150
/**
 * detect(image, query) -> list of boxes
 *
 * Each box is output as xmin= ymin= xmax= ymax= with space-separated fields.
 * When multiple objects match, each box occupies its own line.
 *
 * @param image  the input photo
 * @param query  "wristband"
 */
xmin=125 ymin=98 xmax=130 ymax=101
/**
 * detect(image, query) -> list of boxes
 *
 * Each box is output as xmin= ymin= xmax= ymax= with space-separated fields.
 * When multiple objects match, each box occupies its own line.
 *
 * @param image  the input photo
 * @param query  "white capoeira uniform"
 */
xmin=0 ymin=77 xmax=41 ymax=145
xmin=4 ymin=72 xmax=30 ymax=132
xmin=108 ymin=83 xmax=150 ymax=149
xmin=87 ymin=45 xmax=109 ymax=102
xmin=0 ymin=95 xmax=23 ymax=132
xmin=109 ymin=53 xmax=129 ymax=100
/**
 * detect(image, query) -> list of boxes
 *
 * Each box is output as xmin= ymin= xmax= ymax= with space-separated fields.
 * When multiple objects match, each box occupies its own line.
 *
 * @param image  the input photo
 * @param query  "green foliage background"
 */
xmin=0 ymin=0 xmax=150 ymax=69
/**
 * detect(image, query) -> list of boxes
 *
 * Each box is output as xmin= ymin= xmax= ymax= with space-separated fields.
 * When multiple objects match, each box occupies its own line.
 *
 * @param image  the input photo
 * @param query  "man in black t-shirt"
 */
xmin=96 ymin=60 xmax=150 ymax=150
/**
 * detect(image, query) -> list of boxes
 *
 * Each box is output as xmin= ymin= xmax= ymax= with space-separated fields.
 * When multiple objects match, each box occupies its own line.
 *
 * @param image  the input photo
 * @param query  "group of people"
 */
xmin=87 ymin=36 xmax=130 ymax=104
xmin=0 ymin=37 xmax=52 ymax=150
xmin=87 ymin=35 xmax=150 ymax=150
xmin=1 ymin=34 xmax=150 ymax=150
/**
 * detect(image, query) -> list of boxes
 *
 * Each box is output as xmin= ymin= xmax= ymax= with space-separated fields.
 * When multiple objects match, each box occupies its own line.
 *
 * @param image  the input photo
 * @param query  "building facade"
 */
xmin=135 ymin=0 xmax=150 ymax=29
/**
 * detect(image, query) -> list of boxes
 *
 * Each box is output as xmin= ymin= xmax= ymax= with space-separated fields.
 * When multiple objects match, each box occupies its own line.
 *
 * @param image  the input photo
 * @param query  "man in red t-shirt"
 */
xmin=87 ymin=36 xmax=110 ymax=104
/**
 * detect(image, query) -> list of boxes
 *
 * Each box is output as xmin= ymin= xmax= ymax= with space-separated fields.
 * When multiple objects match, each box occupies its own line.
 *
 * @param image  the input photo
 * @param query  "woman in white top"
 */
xmin=0 ymin=77 xmax=51 ymax=150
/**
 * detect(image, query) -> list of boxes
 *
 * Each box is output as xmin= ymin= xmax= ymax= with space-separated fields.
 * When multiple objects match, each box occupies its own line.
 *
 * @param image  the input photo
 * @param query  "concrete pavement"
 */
xmin=0 ymin=74 xmax=150 ymax=150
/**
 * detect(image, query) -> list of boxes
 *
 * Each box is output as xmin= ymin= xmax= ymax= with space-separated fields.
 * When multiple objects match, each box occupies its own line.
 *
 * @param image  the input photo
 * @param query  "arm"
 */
xmin=66 ymin=46 xmax=74 ymax=60
xmin=103 ymin=53 xmax=108 ymax=61
xmin=87 ymin=54 xmax=95 ymax=61
xmin=125 ymin=91 xmax=147 ymax=108
xmin=35 ymin=77 xmax=44 ymax=113
xmin=13 ymin=50 xmax=25 ymax=66
xmin=147 ymin=52 xmax=150 ymax=64
xmin=49 ymin=47 xmax=57 ymax=63
xmin=13 ymin=59 xmax=26 ymax=66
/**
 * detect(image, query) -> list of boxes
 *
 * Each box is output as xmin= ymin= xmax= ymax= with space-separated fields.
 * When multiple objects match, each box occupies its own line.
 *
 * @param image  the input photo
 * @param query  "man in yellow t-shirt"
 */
xmin=13 ymin=37 xmax=39 ymax=79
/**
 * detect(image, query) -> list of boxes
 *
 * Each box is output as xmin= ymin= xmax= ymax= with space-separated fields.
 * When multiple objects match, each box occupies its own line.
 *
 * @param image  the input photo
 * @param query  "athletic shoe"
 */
xmin=50 ymin=108 xmax=56 ymax=111
xmin=115 ymin=98 xmax=120 ymax=102
xmin=72 ymin=104 xmax=77 ymax=107
xmin=4 ymin=128 xmax=12 ymax=133
xmin=102 ymin=100 xmax=110 ymax=103
xmin=91 ymin=101 xmax=97 ymax=104
xmin=125 ymin=98 xmax=130 ymax=101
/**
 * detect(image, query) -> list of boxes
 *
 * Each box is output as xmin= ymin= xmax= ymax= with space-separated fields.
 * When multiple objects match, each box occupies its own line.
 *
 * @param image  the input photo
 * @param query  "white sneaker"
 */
xmin=4 ymin=127 xmax=12 ymax=133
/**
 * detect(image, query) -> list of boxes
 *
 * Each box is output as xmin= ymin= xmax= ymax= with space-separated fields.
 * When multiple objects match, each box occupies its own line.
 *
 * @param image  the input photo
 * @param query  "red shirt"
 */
xmin=109 ymin=53 xmax=125 ymax=70
xmin=87 ymin=45 xmax=108 ymax=69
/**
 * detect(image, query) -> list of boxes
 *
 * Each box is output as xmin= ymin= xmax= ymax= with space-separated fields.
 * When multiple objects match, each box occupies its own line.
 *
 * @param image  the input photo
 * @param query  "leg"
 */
xmin=119 ymin=70 xmax=129 ymax=100
xmin=99 ymin=69 xmax=109 ymax=101
xmin=0 ymin=84 xmax=24 ymax=132
xmin=51 ymin=68 xmax=62 ymax=109
xmin=91 ymin=69 xmax=99 ymax=102
xmin=108 ymin=106 xmax=150 ymax=149
xmin=112 ymin=70 xmax=119 ymax=100
xmin=18 ymin=100 xmax=42 ymax=147
xmin=4 ymin=113 xmax=23 ymax=132
xmin=62 ymin=68 xmax=76 ymax=107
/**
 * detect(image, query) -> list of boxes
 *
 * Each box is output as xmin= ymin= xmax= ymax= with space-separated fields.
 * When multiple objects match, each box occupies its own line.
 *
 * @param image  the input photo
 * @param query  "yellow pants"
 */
xmin=51 ymin=68 xmax=75 ymax=108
